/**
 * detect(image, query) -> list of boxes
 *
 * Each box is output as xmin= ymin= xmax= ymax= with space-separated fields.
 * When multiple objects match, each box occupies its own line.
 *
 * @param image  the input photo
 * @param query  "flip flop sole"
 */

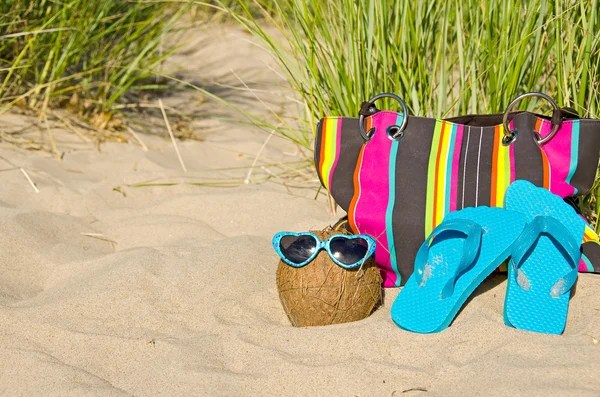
xmin=504 ymin=180 xmax=586 ymax=334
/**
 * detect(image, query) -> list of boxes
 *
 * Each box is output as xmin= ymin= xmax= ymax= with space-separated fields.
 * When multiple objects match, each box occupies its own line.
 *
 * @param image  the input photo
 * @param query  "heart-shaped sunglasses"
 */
xmin=272 ymin=232 xmax=376 ymax=269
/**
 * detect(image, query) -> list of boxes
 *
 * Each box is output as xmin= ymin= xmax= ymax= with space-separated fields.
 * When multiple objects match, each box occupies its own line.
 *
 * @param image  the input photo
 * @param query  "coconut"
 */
xmin=276 ymin=229 xmax=382 ymax=327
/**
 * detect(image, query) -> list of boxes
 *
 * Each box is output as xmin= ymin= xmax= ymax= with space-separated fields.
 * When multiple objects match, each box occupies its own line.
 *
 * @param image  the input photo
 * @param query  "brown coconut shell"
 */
xmin=276 ymin=229 xmax=382 ymax=327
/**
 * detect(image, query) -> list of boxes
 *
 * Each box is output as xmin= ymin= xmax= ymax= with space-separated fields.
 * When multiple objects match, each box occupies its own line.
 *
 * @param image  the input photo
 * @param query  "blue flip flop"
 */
xmin=390 ymin=206 xmax=527 ymax=333
xmin=503 ymin=180 xmax=586 ymax=334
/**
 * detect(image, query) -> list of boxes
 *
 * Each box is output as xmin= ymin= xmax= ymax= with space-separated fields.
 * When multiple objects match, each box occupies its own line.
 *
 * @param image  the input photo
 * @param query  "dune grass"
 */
xmin=225 ymin=0 xmax=600 ymax=224
xmin=230 ymin=0 xmax=599 ymax=119
xmin=198 ymin=0 xmax=281 ymax=16
xmin=0 ymin=0 xmax=186 ymax=117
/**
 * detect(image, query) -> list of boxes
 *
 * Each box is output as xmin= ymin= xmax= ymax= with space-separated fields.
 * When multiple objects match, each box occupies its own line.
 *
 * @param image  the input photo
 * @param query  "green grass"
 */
xmin=229 ymin=0 xmax=600 ymax=119
xmin=0 ymin=0 xmax=186 ymax=116
xmin=225 ymin=0 xmax=600 ymax=225
xmin=197 ymin=0 xmax=280 ymax=16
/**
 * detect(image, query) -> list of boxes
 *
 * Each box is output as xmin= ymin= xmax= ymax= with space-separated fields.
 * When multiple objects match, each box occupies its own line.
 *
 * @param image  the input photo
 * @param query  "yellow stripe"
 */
xmin=435 ymin=122 xmax=451 ymax=226
xmin=584 ymin=225 xmax=599 ymax=243
xmin=504 ymin=142 xmax=512 ymax=200
xmin=425 ymin=120 xmax=444 ymax=237
xmin=495 ymin=134 xmax=510 ymax=207
xmin=321 ymin=118 xmax=339 ymax=191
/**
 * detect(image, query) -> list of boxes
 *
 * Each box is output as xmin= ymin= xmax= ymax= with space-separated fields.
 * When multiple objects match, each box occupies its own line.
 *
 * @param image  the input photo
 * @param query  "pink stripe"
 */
xmin=352 ymin=111 xmax=397 ymax=286
xmin=328 ymin=120 xmax=343 ymax=189
xmin=578 ymin=258 xmax=588 ymax=272
xmin=449 ymin=124 xmax=464 ymax=211
xmin=539 ymin=120 xmax=576 ymax=197
xmin=509 ymin=142 xmax=516 ymax=182
xmin=509 ymin=120 xmax=516 ymax=182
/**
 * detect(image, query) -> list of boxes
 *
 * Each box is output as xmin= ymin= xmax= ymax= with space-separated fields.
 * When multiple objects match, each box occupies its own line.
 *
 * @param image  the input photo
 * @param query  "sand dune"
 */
xmin=0 ymin=26 xmax=599 ymax=397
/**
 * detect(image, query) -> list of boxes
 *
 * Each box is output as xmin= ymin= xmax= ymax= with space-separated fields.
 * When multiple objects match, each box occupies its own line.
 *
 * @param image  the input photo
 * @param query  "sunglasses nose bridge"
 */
xmin=315 ymin=239 xmax=327 ymax=250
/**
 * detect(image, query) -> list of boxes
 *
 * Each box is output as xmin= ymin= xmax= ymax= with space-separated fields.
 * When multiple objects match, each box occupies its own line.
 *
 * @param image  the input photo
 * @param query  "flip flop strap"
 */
xmin=414 ymin=218 xmax=483 ymax=299
xmin=510 ymin=215 xmax=581 ymax=297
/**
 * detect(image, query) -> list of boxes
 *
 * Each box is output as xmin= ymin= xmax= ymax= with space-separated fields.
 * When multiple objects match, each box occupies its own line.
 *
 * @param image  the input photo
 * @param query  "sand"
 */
xmin=0 ymin=25 xmax=599 ymax=397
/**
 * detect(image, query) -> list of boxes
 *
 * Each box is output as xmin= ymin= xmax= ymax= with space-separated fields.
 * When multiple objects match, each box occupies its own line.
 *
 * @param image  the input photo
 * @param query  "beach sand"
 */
xmin=0 ymin=26 xmax=599 ymax=397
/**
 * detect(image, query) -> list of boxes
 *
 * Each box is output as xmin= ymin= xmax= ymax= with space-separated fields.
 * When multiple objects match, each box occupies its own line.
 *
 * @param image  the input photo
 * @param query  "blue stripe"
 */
xmin=444 ymin=123 xmax=457 ymax=214
xmin=386 ymin=114 xmax=403 ymax=287
xmin=581 ymin=252 xmax=594 ymax=273
xmin=566 ymin=120 xmax=580 ymax=194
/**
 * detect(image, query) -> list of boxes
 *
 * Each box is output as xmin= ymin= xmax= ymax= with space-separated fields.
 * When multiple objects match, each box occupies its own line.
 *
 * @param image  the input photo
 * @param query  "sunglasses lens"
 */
xmin=329 ymin=237 xmax=370 ymax=266
xmin=279 ymin=235 xmax=318 ymax=265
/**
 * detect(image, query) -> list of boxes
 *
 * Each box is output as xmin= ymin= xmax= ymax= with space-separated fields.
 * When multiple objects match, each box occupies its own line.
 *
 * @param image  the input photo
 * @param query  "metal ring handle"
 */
xmin=502 ymin=92 xmax=560 ymax=146
xmin=359 ymin=93 xmax=409 ymax=141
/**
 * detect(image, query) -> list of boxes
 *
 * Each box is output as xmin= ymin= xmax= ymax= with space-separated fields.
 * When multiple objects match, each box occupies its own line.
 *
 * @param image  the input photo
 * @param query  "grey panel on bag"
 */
xmin=329 ymin=118 xmax=365 ymax=210
xmin=572 ymin=120 xmax=600 ymax=194
xmin=512 ymin=114 xmax=545 ymax=188
xmin=583 ymin=243 xmax=600 ymax=273
xmin=390 ymin=116 xmax=437 ymax=283
xmin=460 ymin=126 xmax=494 ymax=208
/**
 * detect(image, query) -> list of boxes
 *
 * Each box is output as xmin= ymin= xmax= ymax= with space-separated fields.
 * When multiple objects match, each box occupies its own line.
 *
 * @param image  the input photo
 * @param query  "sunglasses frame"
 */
xmin=272 ymin=232 xmax=376 ymax=269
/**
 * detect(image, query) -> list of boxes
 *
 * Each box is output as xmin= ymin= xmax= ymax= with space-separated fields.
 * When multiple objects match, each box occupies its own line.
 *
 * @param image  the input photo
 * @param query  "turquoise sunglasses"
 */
xmin=272 ymin=232 xmax=376 ymax=269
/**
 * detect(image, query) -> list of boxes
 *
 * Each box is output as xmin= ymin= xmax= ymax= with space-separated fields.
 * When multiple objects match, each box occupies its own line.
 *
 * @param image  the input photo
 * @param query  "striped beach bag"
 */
xmin=315 ymin=92 xmax=600 ymax=287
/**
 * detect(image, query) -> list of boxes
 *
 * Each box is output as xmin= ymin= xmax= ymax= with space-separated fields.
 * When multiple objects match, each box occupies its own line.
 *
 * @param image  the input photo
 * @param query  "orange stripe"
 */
xmin=348 ymin=118 xmax=369 ymax=233
xmin=584 ymin=227 xmax=598 ymax=243
xmin=431 ymin=122 xmax=446 ymax=230
xmin=535 ymin=118 xmax=542 ymax=132
xmin=541 ymin=151 xmax=550 ymax=189
xmin=490 ymin=126 xmax=500 ymax=206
